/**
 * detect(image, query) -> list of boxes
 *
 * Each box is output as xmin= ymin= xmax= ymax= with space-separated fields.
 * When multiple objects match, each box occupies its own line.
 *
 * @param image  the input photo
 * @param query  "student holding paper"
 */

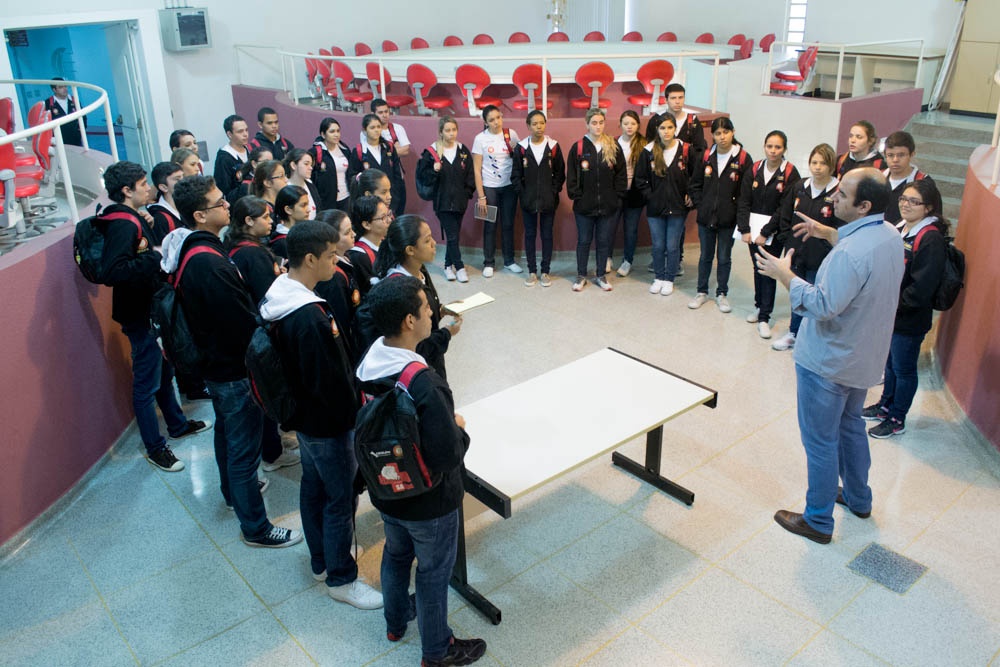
xmin=737 ymin=130 xmax=800 ymax=339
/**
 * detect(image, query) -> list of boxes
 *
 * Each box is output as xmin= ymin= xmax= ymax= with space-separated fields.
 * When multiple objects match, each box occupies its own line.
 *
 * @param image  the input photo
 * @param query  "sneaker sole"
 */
xmin=261 ymin=458 xmax=301 ymax=472
xmin=869 ymin=426 xmax=905 ymax=439
xmin=862 ymin=413 xmax=888 ymax=422
xmin=169 ymin=423 xmax=213 ymax=440
xmin=146 ymin=457 xmax=185 ymax=473
xmin=241 ymin=532 xmax=303 ymax=549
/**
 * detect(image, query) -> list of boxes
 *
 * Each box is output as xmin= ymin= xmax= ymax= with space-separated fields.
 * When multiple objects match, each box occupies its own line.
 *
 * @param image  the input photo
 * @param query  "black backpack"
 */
xmin=355 ymin=361 xmax=440 ymax=501
xmin=150 ymin=245 xmax=220 ymax=377
xmin=73 ymin=208 xmax=142 ymax=285
xmin=415 ymin=147 xmax=441 ymax=201
xmin=913 ymin=228 xmax=965 ymax=311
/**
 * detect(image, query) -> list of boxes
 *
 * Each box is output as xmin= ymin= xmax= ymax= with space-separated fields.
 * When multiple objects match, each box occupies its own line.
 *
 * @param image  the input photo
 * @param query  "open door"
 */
xmin=104 ymin=21 xmax=156 ymax=167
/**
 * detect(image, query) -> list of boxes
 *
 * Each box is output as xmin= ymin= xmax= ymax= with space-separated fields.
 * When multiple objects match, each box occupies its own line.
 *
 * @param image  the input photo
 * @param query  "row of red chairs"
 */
xmin=1 ymin=100 xmax=57 ymax=244
xmin=340 ymin=31 xmax=778 ymax=55
xmin=770 ymin=46 xmax=819 ymax=95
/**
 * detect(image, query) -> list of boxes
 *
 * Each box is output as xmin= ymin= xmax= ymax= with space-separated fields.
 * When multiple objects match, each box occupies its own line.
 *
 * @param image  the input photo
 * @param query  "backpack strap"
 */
xmin=172 ymin=245 xmax=223 ymax=287
xmin=387 ymin=123 xmax=400 ymax=146
xmin=249 ymin=138 xmax=260 ymax=151
xmin=356 ymin=144 xmax=364 ymax=162
xmin=100 ymin=210 xmax=145 ymax=246
xmin=915 ymin=170 xmax=927 ymax=181
xmin=354 ymin=240 xmax=377 ymax=264
xmin=783 ymin=161 xmax=794 ymax=182
xmin=502 ymin=128 xmax=512 ymax=155
xmin=910 ymin=224 xmax=939 ymax=258
xmin=752 ymin=160 xmax=762 ymax=179
xmin=428 ymin=146 xmax=441 ymax=165
xmin=681 ymin=142 xmax=690 ymax=162
xmin=227 ymin=240 xmax=258 ymax=258
xmin=836 ymin=153 xmax=848 ymax=173
xmin=314 ymin=145 xmax=324 ymax=166
xmin=397 ymin=361 xmax=427 ymax=391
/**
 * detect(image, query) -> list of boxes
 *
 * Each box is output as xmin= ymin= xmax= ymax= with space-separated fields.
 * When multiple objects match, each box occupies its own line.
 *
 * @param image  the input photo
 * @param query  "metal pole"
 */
xmin=379 ymin=60 xmax=387 ymax=103
xmin=835 ymin=47 xmax=845 ymax=101
xmin=915 ymin=40 xmax=925 ymax=93
xmin=51 ymin=127 xmax=79 ymax=223
xmin=71 ymin=84 xmax=89 ymax=151
xmin=711 ymin=55 xmax=719 ymax=112
xmin=288 ymin=55 xmax=298 ymax=105
xmin=541 ymin=56 xmax=548 ymax=116
xmin=103 ymin=99 xmax=118 ymax=162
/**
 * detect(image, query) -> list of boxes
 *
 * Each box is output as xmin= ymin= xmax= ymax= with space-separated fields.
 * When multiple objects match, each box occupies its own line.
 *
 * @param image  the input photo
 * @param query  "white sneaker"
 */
xmin=649 ymin=279 xmax=664 ymax=294
xmin=771 ymin=331 xmax=796 ymax=351
xmin=617 ymin=260 xmax=632 ymax=277
xmin=757 ymin=321 xmax=772 ymax=339
xmin=505 ymin=262 xmax=523 ymax=274
xmin=595 ymin=277 xmax=613 ymax=291
xmin=746 ymin=308 xmax=760 ymax=323
xmin=483 ymin=266 xmax=494 ymax=278
xmin=524 ymin=272 xmax=538 ymax=287
xmin=326 ymin=578 xmax=384 ymax=610
xmin=688 ymin=293 xmax=708 ymax=309
xmin=312 ymin=545 xmax=364 ymax=580
xmin=605 ymin=258 xmax=613 ymax=274
xmin=572 ymin=276 xmax=587 ymax=292
xmin=659 ymin=280 xmax=674 ymax=296
xmin=444 ymin=265 xmax=457 ymax=281
xmin=540 ymin=273 xmax=552 ymax=287
xmin=456 ymin=267 xmax=469 ymax=283
xmin=716 ymin=295 xmax=732 ymax=313
xmin=261 ymin=449 xmax=301 ymax=472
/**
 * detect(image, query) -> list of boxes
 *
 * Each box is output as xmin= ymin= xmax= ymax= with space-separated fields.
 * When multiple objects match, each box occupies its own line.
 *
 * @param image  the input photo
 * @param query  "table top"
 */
xmin=814 ymin=45 xmax=945 ymax=59
xmin=458 ymin=348 xmax=716 ymax=500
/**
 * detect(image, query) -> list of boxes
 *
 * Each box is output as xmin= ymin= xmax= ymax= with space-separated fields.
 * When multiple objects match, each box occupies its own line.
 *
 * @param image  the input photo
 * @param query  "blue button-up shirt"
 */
xmin=791 ymin=213 xmax=905 ymax=388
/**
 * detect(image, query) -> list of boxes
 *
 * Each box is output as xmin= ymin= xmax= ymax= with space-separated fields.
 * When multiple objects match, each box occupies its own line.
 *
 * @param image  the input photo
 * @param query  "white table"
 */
xmin=452 ymin=347 xmax=718 ymax=623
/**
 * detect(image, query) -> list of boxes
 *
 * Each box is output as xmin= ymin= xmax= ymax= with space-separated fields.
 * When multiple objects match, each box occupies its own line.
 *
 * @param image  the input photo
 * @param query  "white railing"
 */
xmin=235 ymin=46 xmax=726 ymax=114
xmin=991 ymin=70 xmax=1000 ymax=188
xmin=1 ymin=78 xmax=118 ymax=224
xmin=764 ymin=38 xmax=926 ymax=101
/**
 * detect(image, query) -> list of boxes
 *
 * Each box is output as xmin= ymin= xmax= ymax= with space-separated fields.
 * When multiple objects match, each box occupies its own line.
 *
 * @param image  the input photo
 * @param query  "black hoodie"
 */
xmin=689 ymin=144 xmax=753 ymax=229
xmin=416 ymin=143 xmax=476 ymax=213
xmin=566 ymin=136 xmax=627 ymax=217
xmin=511 ymin=137 xmax=566 ymax=213
xmin=249 ymin=131 xmax=294 ymax=161
xmin=96 ymin=203 xmax=163 ymax=327
xmin=634 ymin=140 xmax=694 ymax=217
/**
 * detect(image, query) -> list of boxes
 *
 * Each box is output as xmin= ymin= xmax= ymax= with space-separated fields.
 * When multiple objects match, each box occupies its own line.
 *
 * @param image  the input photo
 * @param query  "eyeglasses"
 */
xmin=199 ymin=199 xmax=228 ymax=212
xmin=372 ymin=214 xmax=393 ymax=222
xmin=267 ymin=174 xmax=287 ymax=181
xmin=898 ymin=196 xmax=925 ymax=206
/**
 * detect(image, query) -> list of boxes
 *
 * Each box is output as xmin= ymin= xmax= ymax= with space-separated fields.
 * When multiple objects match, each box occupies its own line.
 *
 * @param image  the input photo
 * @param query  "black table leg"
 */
xmin=450 ymin=503 xmax=502 ymax=624
xmin=612 ymin=425 xmax=695 ymax=505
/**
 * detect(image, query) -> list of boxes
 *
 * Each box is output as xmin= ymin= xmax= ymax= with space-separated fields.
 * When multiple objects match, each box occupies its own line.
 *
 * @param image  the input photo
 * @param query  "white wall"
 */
xmin=805 ymin=0 xmax=962 ymax=51
xmin=625 ymin=0 xmax=787 ymax=44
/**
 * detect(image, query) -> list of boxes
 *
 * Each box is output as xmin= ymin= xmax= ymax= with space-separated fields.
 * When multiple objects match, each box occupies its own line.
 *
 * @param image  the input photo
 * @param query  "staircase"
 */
xmin=905 ymin=111 xmax=995 ymax=226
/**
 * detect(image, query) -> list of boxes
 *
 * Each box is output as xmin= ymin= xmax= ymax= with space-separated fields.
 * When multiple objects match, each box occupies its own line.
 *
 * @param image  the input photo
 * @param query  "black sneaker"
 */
xmin=184 ymin=387 xmax=212 ymax=402
xmin=868 ymin=417 xmax=906 ymax=439
xmin=422 ymin=636 xmax=487 ymax=666
xmin=241 ymin=525 xmax=303 ymax=548
xmin=147 ymin=446 xmax=184 ymax=472
xmin=861 ymin=403 xmax=888 ymax=421
xmin=170 ymin=419 xmax=212 ymax=440
xmin=226 ymin=479 xmax=269 ymax=511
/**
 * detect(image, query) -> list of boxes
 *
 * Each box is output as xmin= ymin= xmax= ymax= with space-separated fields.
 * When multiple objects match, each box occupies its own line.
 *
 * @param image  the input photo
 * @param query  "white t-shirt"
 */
xmin=442 ymin=144 xmax=458 ymax=162
xmin=472 ymin=128 xmax=519 ymax=188
xmin=332 ymin=147 xmax=350 ymax=201
xmin=362 ymin=143 xmax=383 ymax=166
xmin=358 ymin=122 xmax=410 ymax=149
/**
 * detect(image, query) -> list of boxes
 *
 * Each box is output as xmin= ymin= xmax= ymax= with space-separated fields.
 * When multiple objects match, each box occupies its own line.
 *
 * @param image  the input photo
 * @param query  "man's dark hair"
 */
xmin=169 ymin=129 xmax=194 ymax=150
xmin=884 ymin=131 xmax=916 ymax=154
xmin=151 ymin=161 xmax=182 ymax=191
xmin=370 ymin=98 xmax=389 ymax=112
xmin=665 ymin=83 xmax=686 ymax=95
xmin=257 ymin=107 xmax=277 ymax=122
xmin=852 ymin=169 xmax=891 ymax=214
xmin=287 ymin=220 xmax=337 ymax=269
xmin=174 ymin=175 xmax=217 ymax=228
xmin=104 ymin=161 xmax=147 ymax=203
xmin=223 ymin=114 xmax=245 ymax=134
xmin=366 ymin=275 xmax=425 ymax=337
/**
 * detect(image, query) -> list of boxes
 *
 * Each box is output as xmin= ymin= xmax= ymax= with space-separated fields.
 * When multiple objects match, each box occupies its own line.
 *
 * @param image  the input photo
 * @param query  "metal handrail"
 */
xmin=1 ymin=78 xmax=118 ymax=223
xmin=765 ymin=38 xmax=926 ymax=101
xmin=991 ymin=70 xmax=999 ymax=188
xmin=242 ymin=45 xmax=727 ymax=114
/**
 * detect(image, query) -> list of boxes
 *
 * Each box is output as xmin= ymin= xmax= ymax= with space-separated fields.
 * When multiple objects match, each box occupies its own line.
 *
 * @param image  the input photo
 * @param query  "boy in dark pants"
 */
xmin=168 ymin=175 xmax=301 ymax=549
xmin=356 ymin=277 xmax=486 ymax=666
xmin=99 ymin=161 xmax=208 ymax=472
xmin=259 ymin=220 xmax=381 ymax=608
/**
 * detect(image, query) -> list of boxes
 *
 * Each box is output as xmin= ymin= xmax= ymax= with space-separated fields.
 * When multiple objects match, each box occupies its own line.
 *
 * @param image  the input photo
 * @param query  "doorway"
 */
xmin=4 ymin=20 xmax=157 ymax=166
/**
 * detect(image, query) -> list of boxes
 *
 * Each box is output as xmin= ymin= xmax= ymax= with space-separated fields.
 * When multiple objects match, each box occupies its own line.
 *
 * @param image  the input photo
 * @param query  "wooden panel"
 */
xmin=962 ymin=0 xmax=1000 ymax=44
xmin=950 ymin=41 xmax=1000 ymax=113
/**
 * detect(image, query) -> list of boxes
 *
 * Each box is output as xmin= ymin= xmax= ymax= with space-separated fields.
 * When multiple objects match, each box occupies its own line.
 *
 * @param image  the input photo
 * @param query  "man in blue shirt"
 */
xmin=756 ymin=168 xmax=904 ymax=543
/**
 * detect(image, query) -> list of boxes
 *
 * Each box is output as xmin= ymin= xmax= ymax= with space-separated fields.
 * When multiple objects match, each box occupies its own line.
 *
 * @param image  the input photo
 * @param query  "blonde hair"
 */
xmin=585 ymin=109 xmax=617 ymax=168
xmin=435 ymin=116 xmax=458 ymax=156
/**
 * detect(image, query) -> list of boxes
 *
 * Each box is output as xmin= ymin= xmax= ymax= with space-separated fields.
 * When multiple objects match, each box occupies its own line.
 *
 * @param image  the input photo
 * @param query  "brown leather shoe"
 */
xmin=836 ymin=487 xmax=871 ymax=519
xmin=774 ymin=510 xmax=832 ymax=544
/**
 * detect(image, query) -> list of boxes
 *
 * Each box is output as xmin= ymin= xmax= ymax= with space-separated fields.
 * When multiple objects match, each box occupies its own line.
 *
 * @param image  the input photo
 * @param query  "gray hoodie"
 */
xmin=356 ymin=336 xmax=427 ymax=384
xmin=159 ymin=227 xmax=195 ymax=274
xmin=259 ymin=273 xmax=324 ymax=322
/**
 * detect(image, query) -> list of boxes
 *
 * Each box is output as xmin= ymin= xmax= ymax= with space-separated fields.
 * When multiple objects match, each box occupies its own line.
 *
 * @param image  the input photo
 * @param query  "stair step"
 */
xmin=909 ymin=138 xmax=980 ymax=160
xmin=915 ymin=156 xmax=968 ymax=180
xmin=931 ymin=174 xmax=966 ymax=199
xmin=908 ymin=120 xmax=992 ymax=144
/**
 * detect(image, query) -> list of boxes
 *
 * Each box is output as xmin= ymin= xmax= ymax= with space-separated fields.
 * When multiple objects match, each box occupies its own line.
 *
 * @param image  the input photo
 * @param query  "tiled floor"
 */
xmin=3 ymin=245 xmax=1000 ymax=667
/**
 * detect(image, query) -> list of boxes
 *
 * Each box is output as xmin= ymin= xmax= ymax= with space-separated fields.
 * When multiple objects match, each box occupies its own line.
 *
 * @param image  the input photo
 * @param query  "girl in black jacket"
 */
xmin=511 ymin=110 xmax=566 ymax=287
xmin=836 ymin=119 xmax=885 ymax=178
xmin=864 ymin=179 xmax=950 ymax=439
xmin=351 ymin=114 xmax=406 ymax=217
xmin=609 ymin=110 xmax=646 ymax=277
xmin=416 ymin=116 xmax=476 ymax=283
xmin=312 ymin=117 xmax=354 ymax=211
xmin=634 ymin=112 xmax=694 ymax=296
xmin=736 ymin=130 xmax=801 ymax=337
xmin=688 ymin=116 xmax=752 ymax=312
xmin=284 ymin=149 xmax=322 ymax=220
xmin=566 ymin=108 xmax=627 ymax=292
xmin=313 ymin=209 xmax=362 ymax=365
xmin=348 ymin=191 xmax=392 ymax=298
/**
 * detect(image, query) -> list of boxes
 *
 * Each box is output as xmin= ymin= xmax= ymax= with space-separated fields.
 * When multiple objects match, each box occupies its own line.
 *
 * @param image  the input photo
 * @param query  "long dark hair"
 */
xmin=274 ymin=185 xmax=307 ymax=223
xmin=351 ymin=195 xmax=383 ymax=237
xmin=227 ymin=195 xmax=271 ymax=246
xmin=709 ymin=117 xmax=741 ymax=152
xmin=350 ymin=167 xmax=388 ymax=203
xmin=374 ymin=214 xmax=426 ymax=277
xmin=252 ymin=160 xmax=284 ymax=197
xmin=904 ymin=178 xmax=950 ymax=236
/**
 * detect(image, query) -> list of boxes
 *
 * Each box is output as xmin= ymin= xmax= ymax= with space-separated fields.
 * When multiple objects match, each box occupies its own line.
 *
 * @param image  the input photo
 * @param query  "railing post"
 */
xmin=288 ymin=54 xmax=298 ymax=105
xmin=711 ymin=55 xmax=719 ymax=112
xmin=103 ymin=99 xmax=118 ymax=162
xmin=835 ymin=47 xmax=845 ymax=101
xmin=915 ymin=40 xmax=925 ymax=92
xmin=541 ymin=56 xmax=548 ymax=116
xmin=379 ymin=60 xmax=387 ymax=103
xmin=51 ymin=127 xmax=79 ymax=223
xmin=71 ymin=84 xmax=89 ymax=151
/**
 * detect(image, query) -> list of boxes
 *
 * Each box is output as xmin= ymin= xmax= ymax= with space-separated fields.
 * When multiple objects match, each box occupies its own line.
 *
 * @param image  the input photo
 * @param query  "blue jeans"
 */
xmin=482 ymin=184 xmax=518 ymax=267
xmin=795 ymin=364 xmax=872 ymax=534
xmin=522 ymin=208 xmax=554 ymax=274
xmin=437 ymin=210 xmax=465 ymax=270
xmin=382 ymin=509 xmax=459 ymax=661
xmin=122 ymin=324 xmax=187 ymax=455
xmin=696 ymin=225 xmax=736 ymax=296
xmin=608 ymin=205 xmax=643 ymax=264
xmin=205 ymin=378 xmax=268 ymax=539
xmin=298 ymin=431 xmax=359 ymax=586
xmin=879 ymin=332 xmax=925 ymax=422
xmin=575 ymin=211 xmax=616 ymax=278
xmin=648 ymin=214 xmax=686 ymax=281
xmin=789 ymin=268 xmax=819 ymax=335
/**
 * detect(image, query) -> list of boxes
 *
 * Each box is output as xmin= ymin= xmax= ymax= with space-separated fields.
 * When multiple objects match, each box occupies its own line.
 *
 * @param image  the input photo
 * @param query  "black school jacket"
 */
xmin=227 ymin=240 xmax=282 ymax=306
xmin=350 ymin=141 xmax=405 ymax=212
xmin=779 ymin=177 xmax=843 ymax=273
xmin=897 ymin=222 xmax=947 ymax=336
xmin=634 ymin=140 xmax=694 ymax=217
xmin=690 ymin=144 xmax=753 ymax=229
xmin=249 ymin=132 xmax=294 ymax=161
xmin=147 ymin=202 xmax=181 ymax=246
xmin=348 ymin=239 xmax=379 ymax=298
xmin=314 ymin=260 xmax=362 ymax=366
xmin=883 ymin=168 xmax=934 ymax=224
xmin=511 ymin=137 xmax=566 ymax=213
xmin=566 ymin=137 xmax=627 ymax=217
xmin=213 ymin=147 xmax=248 ymax=201
xmin=836 ymin=150 xmax=885 ymax=179
xmin=416 ymin=143 xmax=476 ymax=213
xmin=736 ymin=160 xmax=801 ymax=238
xmin=96 ymin=204 xmax=163 ymax=327
xmin=675 ymin=112 xmax=707 ymax=159
xmin=311 ymin=141 xmax=356 ymax=210
xmin=174 ymin=231 xmax=258 ymax=382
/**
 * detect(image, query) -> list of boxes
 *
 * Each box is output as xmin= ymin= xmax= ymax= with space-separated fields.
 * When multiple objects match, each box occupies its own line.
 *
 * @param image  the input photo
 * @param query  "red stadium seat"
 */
xmin=407 ymin=64 xmax=453 ymax=115
xmin=571 ymin=61 xmax=615 ymax=110
xmin=1 ymin=98 xmax=15 ymax=135
xmin=656 ymin=32 xmax=678 ymax=42
xmin=365 ymin=63 xmax=415 ymax=109
xmin=584 ymin=31 xmax=606 ymax=42
xmin=695 ymin=33 xmax=714 ymax=44
xmin=548 ymin=32 xmax=570 ymax=42
xmin=626 ymin=60 xmax=675 ymax=112
xmin=771 ymin=46 xmax=818 ymax=94
xmin=330 ymin=46 xmax=345 ymax=56
xmin=473 ymin=33 xmax=494 ymax=45
xmin=509 ymin=32 xmax=531 ymax=43
xmin=511 ymin=64 xmax=553 ymax=110
xmin=622 ymin=31 xmax=643 ymax=42
xmin=355 ymin=42 xmax=373 ymax=57
xmin=760 ymin=33 xmax=776 ymax=53
xmin=727 ymin=34 xmax=746 ymax=46
xmin=382 ymin=40 xmax=399 ymax=53
xmin=737 ymin=38 xmax=754 ymax=60
xmin=455 ymin=64 xmax=502 ymax=113
xmin=327 ymin=60 xmax=373 ymax=110
xmin=411 ymin=37 xmax=430 ymax=49
xmin=443 ymin=35 xmax=464 ymax=47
